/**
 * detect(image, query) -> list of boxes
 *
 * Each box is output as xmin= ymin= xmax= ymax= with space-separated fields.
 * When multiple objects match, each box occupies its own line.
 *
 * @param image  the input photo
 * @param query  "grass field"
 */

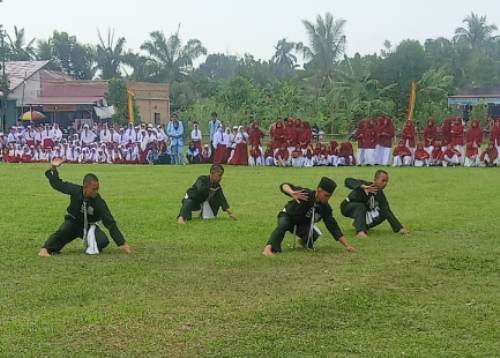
xmin=0 ymin=163 xmax=499 ymax=357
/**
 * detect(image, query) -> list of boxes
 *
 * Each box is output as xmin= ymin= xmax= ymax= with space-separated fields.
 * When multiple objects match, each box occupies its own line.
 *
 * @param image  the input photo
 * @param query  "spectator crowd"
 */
xmin=1 ymin=112 xmax=499 ymax=168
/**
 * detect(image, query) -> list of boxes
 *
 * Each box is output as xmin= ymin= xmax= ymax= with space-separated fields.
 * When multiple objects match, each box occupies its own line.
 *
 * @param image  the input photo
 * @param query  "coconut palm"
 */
xmin=7 ymin=26 xmax=36 ymax=61
xmin=272 ymin=38 xmax=301 ymax=69
xmin=454 ymin=12 xmax=498 ymax=47
xmin=301 ymin=13 xmax=347 ymax=83
xmin=95 ymin=29 xmax=126 ymax=79
xmin=140 ymin=28 xmax=207 ymax=82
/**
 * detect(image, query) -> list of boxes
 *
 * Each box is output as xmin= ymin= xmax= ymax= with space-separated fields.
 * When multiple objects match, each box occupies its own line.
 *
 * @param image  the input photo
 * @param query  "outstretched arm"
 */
xmin=324 ymin=215 xmax=355 ymax=253
xmin=378 ymin=192 xmax=406 ymax=234
xmin=280 ymin=183 xmax=309 ymax=203
xmin=100 ymin=199 xmax=131 ymax=253
xmin=45 ymin=158 xmax=81 ymax=195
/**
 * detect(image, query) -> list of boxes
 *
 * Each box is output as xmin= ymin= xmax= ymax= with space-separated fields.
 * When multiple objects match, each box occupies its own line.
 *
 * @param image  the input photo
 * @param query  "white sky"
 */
xmin=1 ymin=0 xmax=500 ymax=61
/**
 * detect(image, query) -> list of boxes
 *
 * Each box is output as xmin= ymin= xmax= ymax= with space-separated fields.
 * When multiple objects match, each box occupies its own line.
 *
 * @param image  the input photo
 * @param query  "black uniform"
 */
xmin=340 ymin=178 xmax=403 ymax=234
xmin=267 ymin=183 xmax=344 ymax=252
xmin=43 ymin=169 xmax=126 ymax=254
xmin=178 ymin=175 xmax=229 ymax=220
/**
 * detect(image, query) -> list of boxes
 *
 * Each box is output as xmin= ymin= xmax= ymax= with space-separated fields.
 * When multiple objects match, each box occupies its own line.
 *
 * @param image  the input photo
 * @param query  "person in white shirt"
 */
xmin=111 ymin=127 xmax=121 ymax=146
xmin=99 ymin=123 xmax=112 ymax=144
xmin=24 ymin=126 xmax=37 ymax=147
xmin=7 ymin=127 xmax=17 ymax=145
xmin=50 ymin=123 xmax=63 ymax=142
xmin=41 ymin=124 xmax=53 ymax=148
xmin=191 ymin=121 xmax=203 ymax=152
xmin=123 ymin=123 xmax=135 ymax=143
xmin=80 ymin=125 xmax=96 ymax=146
xmin=132 ymin=126 xmax=143 ymax=144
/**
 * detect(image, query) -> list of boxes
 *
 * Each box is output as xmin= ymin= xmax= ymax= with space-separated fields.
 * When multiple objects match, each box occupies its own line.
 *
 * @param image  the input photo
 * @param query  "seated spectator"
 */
xmin=186 ymin=142 xmax=201 ymax=164
xmin=443 ymin=144 xmax=461 ymax=167
xmin=414 ymin=143 xmax=430 ymax=167
xmin=392 ymin=140 xmax=412 ymax=166
xmin=479 ymin=142 xmax=498 ymax=167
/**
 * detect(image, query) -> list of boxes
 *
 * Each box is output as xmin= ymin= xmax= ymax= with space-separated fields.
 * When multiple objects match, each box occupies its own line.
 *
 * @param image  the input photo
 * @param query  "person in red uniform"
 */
xmin=356 ymin=119 xmax=368 ymax=165
xmin=375 ymin=116 xmax=395 ymax=165
xmin=271 ymin=119 xmax=285 ymax=149
xmin=414 ymin=143 xmax=430 ymax=167
xmin=392 ymin=139 xmax=412 ymax=166
xmin=284 ymin=118 xmax=296 ymax=149
xmin=489 ymin=118 xmax=500 ymax=154
xmin=424 ymin=119 xmax=439 ymax=154
xmin=401 ymin=120 xmax=416 ymax=154
xmin=338 ymin=142 xmax=356 ymax=166
xmin=430 ymin=141 xmax=444 ymax=166
xmin=464 ymin=119 xmax=483 ymax=167
xmin=450 ymin=117 xmax=465 ymax=161
xmin=480 ymin=142 xmax=499 ymax=167
xmin=248 ymin=121 xmax=264 ymax=148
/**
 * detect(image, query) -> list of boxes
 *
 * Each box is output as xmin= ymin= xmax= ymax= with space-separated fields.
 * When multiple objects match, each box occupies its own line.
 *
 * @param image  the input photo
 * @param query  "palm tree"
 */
xmin=122 ymin=51 xmax=156 ymax=82
xmin=454 ymin=12 xmax=498 ymax=47
xmin=7 ymin=26 xmax=36 ymax=61
xmin=272 ymin=38 xmax=301 ymax=69
xmin=140 ymin=28 xmax=207 ymax=83
xmin=95 ymin=29 xmax=126 ymax=80
xmin=301 ymin=13 xmax=347 ymax=84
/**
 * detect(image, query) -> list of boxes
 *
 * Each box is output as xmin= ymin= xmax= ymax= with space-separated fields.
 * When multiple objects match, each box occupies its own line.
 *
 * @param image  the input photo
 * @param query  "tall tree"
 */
xmin=301 ymin=13 xmax=347 ymax=84
xmin=6 ymin=26 xmax=35 ymax=61
xmin=140 ymin=28 xmax=207 ymax=82
xmin=454 ymin=12 xmax=498 ymax=47
xmin=95 ymin=29 xmax=126 ymax=80
xmin=36 ymin=31 xmax=96 ymax=80
xmin=122 ymin=51 xmax=155 ymax=82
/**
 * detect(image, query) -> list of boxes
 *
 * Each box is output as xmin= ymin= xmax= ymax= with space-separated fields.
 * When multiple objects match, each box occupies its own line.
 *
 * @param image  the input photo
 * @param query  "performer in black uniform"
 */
xmin=177 ymin=164 xmax=237 ymax=224
xmin=38 ymin=158 xmax=132 ymax=257
xmin=262 ymin=177 xmax=355 ymax=257
xmin=340 ymin=170 xmax=410 ymax=239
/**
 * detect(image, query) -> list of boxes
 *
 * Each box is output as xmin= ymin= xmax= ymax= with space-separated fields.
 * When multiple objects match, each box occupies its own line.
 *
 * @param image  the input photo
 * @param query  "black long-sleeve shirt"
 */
xmin=343 ymin=178 xmax=403 ymax=232
xmin=280 ymin=183 xmax=344 ymax=241
xmin=45 ymin=169 xmax=126 ymax=246
xmin=185 ymin=175 xmax=230 ymax=211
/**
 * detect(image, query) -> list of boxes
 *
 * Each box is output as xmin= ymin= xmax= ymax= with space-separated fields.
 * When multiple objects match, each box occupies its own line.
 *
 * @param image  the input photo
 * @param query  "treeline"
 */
xmin=1 ymin=12 xmax=499 ymax=132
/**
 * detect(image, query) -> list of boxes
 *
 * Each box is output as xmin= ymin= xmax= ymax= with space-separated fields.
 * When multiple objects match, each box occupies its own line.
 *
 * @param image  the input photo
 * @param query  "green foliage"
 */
xmin=95 ymin=29 xmax=126 ymax=80
xmin=37 ymin=31 xmax=96 ymax=80
xmin=106 ymin=78 xmax=140 ymax=126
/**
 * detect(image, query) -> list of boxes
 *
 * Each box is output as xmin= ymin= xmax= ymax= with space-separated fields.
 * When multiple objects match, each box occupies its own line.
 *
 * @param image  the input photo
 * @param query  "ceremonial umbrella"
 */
xmin=20 ymin=111 xmax=47 ymax=121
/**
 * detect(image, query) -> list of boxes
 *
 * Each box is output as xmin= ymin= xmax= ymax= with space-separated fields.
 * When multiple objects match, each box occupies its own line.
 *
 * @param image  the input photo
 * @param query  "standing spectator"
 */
xmin=208 ymin=112 xmax=222 ymax=153
xmin=167 ymin=113 xmax=185 ymax=165
xmin=191 ymin=121 xmax=203 ymax=153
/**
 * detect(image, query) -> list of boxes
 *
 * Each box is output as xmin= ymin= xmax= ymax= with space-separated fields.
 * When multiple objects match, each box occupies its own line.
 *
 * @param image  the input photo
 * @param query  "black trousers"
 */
xmin=178 ymin=197 xmax=223 ymax=221
xmin=266 ymin=213 xmax=320 ymax=252
xmin=43 ymin=216 xmax=110 ymax=254
xmin=340 ymin=201 xmax=387 ymax=234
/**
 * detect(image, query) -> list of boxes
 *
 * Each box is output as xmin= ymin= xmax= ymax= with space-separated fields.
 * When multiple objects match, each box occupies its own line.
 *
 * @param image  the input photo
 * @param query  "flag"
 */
xmin=127 ymin=88 xmax=135 ymax=124
xmin=407 ymin=80 xmax=417 ymax=121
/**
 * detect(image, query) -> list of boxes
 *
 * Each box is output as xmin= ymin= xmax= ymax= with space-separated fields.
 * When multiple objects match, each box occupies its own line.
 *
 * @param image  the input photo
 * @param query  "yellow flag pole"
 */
xmin=127 ymin=88 xmax=135 ymax=124
xmin=407 ymin=80 xmax=417 ymax=122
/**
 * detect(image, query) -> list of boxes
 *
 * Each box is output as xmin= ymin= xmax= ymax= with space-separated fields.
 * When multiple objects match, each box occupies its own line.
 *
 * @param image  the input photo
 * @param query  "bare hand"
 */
xmin=51 ymin=157 xmax=65 ymax=169
xmin=291 ymin=190 xmax=309 ymax=203
xmin=399 ymin=228 xmax=410 ymax=236
xmin=346 ymin=245 xmax=356 ymax=253
xmin=119 ymin=243 xmax=132 ymax=254
xmin=362 ymin=184 xmax=379 ymax=194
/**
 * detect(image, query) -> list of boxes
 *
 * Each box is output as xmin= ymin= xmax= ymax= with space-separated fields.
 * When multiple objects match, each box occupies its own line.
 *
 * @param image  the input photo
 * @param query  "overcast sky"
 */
xmin=1 ymin=0 xmax=500 ymax=61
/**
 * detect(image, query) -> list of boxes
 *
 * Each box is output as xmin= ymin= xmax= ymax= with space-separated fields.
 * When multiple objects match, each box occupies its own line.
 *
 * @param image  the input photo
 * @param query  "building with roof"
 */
xmin=448 ymin=87 xmax=500 ymax=118
xmin=1 ymin=61 xmax=171 ymax=129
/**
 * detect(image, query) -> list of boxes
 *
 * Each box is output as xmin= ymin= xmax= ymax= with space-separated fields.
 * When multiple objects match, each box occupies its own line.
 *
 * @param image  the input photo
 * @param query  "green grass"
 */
xmin=0 ymin=163 xmax=499 ymax=357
